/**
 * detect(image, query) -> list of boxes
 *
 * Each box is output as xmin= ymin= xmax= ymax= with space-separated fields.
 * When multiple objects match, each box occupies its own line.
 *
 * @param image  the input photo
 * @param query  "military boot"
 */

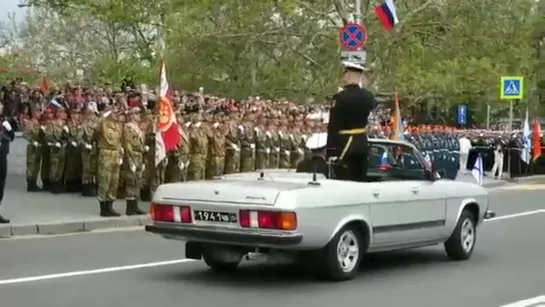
xmin=126 ymin=199 xmax=146 ymax=216
xmin=106 ymin=201 xmax=121 ymax=217
xmin=27 ymin=180 xmax=41 ymax=192
xmin=99 ymin=201 xmax=109 ymax=217
xmin=140 ymin=188 xmax=152 ymax=201
xmin=81 ymin=184 xmax=92 ymax=197
xmin=0 ymin=214 xmax=10 ymax=224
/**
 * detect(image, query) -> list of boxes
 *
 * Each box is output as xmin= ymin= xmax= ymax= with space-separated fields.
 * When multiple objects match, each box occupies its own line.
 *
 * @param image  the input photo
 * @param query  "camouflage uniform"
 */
xmin=65 ymin=110 xmax=83 ymax=192
xmin=239 ymin=123 xmax=256 ymax=172
xmin=205 ymin=123 xmax=226 ymax=179
xmin=223 ymin=122 xmax=241 ymax=174
xmin=46 ymin=109 xmax=68 ymax=194
xmin=165 ymin=117 xmax=189 ymax=182
xmin=141 ymin=112 xmax=155 ymax=201
xmin=23 ymin=115 xmax=42 ymax=191
xmin=254 ymin=125 xmax=269 ymax=170
xmin=278 ymin=126 xmax=291 ymax=169
xmin=187 ymin=123 xmax=208 ymax=181
xmin=40 ymin=110 xmax=54 ymax=191
xmin=289 ymin=126 xmax=305 ymax=169
xmin=81 ymin=111 xmax=98 ymax=196
xmin=268 ymin=124 xmax=280 ymax=169
xmin=96 ymin=111 xmax=124 ymax=217
xmin=122 ymin=109 xmax=146 ymax=215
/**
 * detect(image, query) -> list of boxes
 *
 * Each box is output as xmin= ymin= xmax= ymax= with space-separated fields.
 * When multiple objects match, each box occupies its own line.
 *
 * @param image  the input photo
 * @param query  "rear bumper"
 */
xmin=145 ymin=224 xmax=303 ymax=247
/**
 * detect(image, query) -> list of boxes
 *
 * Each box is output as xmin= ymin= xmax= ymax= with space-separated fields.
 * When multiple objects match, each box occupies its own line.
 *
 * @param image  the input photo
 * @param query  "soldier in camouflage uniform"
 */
xmin=205 ymin=120 xmax=226 ymax=179
xmin=187 ymin=119 xmax=208 ymax=180
xmin=40 ymin=109 xmax=54 ymax=191
xmin=46 ymin=108 xmax=69 ymax=194
xmin=278 ymin=121 xmax=291 ymax=168
xmin=122 ymin=108 xmax=146 ymax=215
xmin=165 ymin=113 xmax=189 ymax=182
xmin=116 ymin=111 xmax=127 ymax=199
xmin=267 ymin=122 xmax=280 ymax=169
xmin=289 ymin=122 xmax=305 ymax=169
xmin=239 ymin=119 xmax=255 ymax=172
xmin=23 ymin=110 xmax=43 ymax=192
xmin=223 ymin=119 xmax=241 ymax=174
xmin=254 ymin=118 xmax=269 ymax=170
xmin=95 ymin=110 xmax=124 ymax=217
xmin=81 ymin=109 xmax=98 ymax=196
xmin=65 ymin=110 xmax=83 ymax=192
xmin=140 ymin=110 xmax=155 ymax=201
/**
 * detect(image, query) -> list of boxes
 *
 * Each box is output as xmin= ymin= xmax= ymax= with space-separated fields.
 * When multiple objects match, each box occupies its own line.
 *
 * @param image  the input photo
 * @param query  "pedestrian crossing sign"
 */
xmin=500 ymin=76 xmax=524 ymax=100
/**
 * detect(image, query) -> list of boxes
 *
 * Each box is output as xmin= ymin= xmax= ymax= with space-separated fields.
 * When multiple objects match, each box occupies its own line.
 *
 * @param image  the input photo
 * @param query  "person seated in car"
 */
xmin=296 ymin=132 xmax=329 ymax=178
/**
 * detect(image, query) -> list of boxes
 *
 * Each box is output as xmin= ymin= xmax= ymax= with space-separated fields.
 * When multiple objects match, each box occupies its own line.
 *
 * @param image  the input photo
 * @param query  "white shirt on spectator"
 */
xmin=459 ymin=136 xmax=472 ymax=154
xmin=87 ymin=101 xmax=98 ymax=113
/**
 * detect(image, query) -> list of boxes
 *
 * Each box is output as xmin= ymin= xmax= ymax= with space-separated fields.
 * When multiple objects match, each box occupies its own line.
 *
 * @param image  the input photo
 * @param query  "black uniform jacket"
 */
xmin=326 ymin=84 xmax=376 ymax=159
xmin=296 ymin=156 xmax=329 ymax=178
xmin=0 ymin=117 xmax=15 ymax=156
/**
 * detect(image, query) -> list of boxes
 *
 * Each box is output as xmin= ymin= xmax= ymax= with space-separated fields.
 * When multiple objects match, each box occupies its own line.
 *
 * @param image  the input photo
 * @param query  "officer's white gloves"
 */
xmin=55 ymin=142 xmax=61 ymax=147
xmin=178 ymin=162 xmax=185 ymax=170
xmin=144 ymin=145 xmax=150 ymax=152
xmin=266 ymin=148 xmax=270 ymax=154
xmin=141 ymin=164 xmax=146 ymax=172
xmin=266 ymin=131 xmax=271 ymax=138
xmin=71 ymin=141 xmax=77 ymax=147
xmin=40 ymin=125 xmax=45 ymax=131
xmin=63 ymin=126 xmax=69 ymax=133
xmin=32 ymin=141 xmax=39 ymax=147
xmin=85 ymin=144 xmax=92 ymax=150
xmin=231 ymin=144 xmax=240 ymax=151
xmin=2 ymin=121 xmax=12 ymax=132
xmin=118 ymin=158 xmax=123 ymax=165
xmin=130 ymin=164 xmax=136 ymax=172
xmin=250 ymin=143 xmax=255 ymax=149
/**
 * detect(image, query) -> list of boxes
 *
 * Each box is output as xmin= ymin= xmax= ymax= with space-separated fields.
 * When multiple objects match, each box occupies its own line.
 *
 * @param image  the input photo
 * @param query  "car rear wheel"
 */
xmin=444 ymin=210 xmax=476 ymax=261
xmin=315 ymin=225 xmax=364 ymax=281
xmin=202 ymin=249 xmax=242 ymax=272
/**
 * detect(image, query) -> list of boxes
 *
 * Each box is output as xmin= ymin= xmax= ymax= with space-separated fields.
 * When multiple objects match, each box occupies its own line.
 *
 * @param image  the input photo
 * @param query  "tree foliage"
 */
xmin=0 ymin=0 xmax=538 ymax=107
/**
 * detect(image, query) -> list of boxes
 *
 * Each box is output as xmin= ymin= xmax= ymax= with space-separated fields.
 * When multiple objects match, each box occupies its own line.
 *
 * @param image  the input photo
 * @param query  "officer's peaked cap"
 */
xmin=342 ymin=61 xmax=367 ymax=73
xmin=306 ymin=132 xmax=328 ymax=150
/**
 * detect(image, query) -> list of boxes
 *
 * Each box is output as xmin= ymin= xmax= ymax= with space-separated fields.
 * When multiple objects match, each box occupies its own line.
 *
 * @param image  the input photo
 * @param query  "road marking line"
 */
xmin=499 ymin=295 xmax=545 ymax=306
xmin=485 ymin=210 xmax=545 ymax=222
xmin=0 ymin=210 xmax=543 ymax=286
xmin=0 ymin=259 xmax=194 ymax=286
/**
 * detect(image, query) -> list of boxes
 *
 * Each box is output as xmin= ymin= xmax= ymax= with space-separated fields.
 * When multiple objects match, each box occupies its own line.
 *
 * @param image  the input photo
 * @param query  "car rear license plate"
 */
xmin=194 ymin=210 xmax=237 ymax=223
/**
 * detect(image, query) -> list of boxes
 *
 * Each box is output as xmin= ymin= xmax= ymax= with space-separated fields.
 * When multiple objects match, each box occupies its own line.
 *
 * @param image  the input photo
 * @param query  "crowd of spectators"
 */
xmin=0 ymin=78 xmax=397 ymax=132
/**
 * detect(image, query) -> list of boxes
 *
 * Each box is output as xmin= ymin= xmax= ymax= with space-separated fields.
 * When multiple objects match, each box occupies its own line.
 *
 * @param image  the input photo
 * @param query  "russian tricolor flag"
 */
xmin=375 ymin=0 xmax=399 ymax=31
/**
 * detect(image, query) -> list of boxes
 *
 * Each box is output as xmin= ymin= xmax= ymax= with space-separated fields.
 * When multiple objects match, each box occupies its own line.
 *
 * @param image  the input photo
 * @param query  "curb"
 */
xmin=507 ymin=175 xmax=545 ymax=183
xmin=0 ymin=215 xmax=150 ymax=238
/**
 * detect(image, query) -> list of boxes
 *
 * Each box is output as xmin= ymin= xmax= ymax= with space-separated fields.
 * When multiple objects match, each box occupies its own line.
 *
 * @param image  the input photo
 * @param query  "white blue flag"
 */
xmin=472 ymin=154 xmax=484 ymax=186
xmin=521 ymin=108 xmax=531 ymax=164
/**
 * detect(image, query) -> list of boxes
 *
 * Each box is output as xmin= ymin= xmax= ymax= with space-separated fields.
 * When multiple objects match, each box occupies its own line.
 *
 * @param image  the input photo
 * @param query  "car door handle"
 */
xmin=411 ymin=187 xmax=419 ymax=193
xmin=372 ymin=189 xmax=380 ymax=197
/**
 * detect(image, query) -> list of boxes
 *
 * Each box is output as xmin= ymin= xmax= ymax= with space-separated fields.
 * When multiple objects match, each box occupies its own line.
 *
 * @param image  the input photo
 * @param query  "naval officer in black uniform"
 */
xmin=0 ymin=102 xmax=15 ymax=223
xmin=326 ymin=61 xmax=376 ymax=182
xmin=296 ymin=132 xmax=329 ymax=178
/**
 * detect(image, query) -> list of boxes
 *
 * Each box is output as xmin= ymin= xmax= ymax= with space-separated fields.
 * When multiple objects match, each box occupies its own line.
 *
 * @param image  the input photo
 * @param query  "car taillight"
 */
xmin=149 ymin=204 xmax=192 ymax=223
xmin=239 ymin=210 xmax=297 ymax=231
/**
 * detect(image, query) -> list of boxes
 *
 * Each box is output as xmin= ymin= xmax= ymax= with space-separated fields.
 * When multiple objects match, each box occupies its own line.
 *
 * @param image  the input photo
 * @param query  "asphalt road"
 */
xmin=0 ymin=188 xmax=544 ymax=307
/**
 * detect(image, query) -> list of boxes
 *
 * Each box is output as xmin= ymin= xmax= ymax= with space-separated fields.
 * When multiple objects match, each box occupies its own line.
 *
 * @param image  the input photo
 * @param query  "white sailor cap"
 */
xmin=341 ymin=61 xmax=367 ymax=72
xmin=306 ymin=132 xmax=328 ymax=150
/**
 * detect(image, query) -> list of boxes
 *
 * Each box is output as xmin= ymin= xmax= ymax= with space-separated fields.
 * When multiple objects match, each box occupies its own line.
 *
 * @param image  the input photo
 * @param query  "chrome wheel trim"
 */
xmin=336 ymin=230 xmax=359 ymax=273
xmin=461 ymin=218 xmax=475 ymax=253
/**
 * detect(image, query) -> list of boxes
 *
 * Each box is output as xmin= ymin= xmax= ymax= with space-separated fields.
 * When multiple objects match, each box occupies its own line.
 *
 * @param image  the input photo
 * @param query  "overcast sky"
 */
xmin=1 ymin=0 xmax=25 ymax=23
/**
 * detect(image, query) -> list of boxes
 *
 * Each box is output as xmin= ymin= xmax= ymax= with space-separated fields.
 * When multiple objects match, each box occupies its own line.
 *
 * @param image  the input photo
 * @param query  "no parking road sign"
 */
xmin=339 ymin=23 xmax=368 ymax=51
xmin=500 ymin=76 xmax=524 ymax=100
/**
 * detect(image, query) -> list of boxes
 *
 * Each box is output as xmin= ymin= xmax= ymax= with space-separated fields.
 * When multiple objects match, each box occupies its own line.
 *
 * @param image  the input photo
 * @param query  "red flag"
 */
xmin=155 ymin=61 xmax=181 ymax=166
xmin=532 ymin=119 xmax=541 ymax=162
xmin=40 ymin=76 xmax=49 ymax=95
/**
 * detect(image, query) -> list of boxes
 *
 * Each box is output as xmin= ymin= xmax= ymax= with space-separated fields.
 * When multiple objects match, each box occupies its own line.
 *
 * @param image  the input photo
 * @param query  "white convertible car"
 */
xmin=145 ymin=139 xmax=495 ymax=281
